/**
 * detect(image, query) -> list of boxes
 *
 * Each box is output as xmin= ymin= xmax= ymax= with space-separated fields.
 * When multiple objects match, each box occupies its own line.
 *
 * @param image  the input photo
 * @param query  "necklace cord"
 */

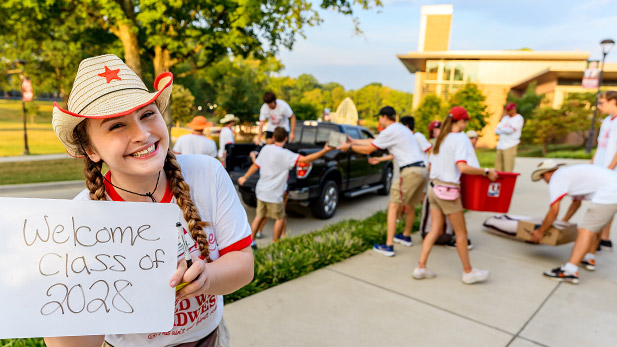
xmin=78 ymin=138 xmax=161 ymax=202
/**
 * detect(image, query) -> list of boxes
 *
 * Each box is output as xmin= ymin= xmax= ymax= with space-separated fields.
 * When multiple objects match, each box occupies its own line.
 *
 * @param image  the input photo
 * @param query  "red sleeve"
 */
xmin=219 ymin=236 xmax=253 ymax=256
xmin=550 ymin=193 xmax=567 ymax=206
xmin=455 ymin=160 xmax=467 ymax=164
xmin=371 ymin=141 xmax=383 ymax=150
xmin=294 ymin=154 xmax=301 ymax=167
xmin=424 ymin=145 xmax=432 ymax=153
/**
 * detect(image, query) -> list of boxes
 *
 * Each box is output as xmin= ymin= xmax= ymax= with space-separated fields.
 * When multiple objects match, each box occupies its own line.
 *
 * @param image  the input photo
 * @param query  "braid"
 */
xmin=84 ymin=156 xmax=107 ymax=201
xmin=164 ymin=150 xmax=212 ymax=263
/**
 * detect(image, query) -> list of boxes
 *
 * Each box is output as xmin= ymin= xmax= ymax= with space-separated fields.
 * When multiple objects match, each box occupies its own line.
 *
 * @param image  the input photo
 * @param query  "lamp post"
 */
xmin=586 ymin=38 xmax=615 ymax=153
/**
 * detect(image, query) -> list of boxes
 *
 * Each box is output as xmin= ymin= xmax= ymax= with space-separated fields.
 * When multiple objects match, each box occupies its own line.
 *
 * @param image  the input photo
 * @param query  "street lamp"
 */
xmin=586 ymin=38 xmax=615 ymax=153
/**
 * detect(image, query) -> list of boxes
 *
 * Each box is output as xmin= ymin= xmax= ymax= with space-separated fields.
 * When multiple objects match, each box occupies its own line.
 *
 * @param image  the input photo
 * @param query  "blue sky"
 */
xmin=276 ymin=0 xmax=617 ymax=93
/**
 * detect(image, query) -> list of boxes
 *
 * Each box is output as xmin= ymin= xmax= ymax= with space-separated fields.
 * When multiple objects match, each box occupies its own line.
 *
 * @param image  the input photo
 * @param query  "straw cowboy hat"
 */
xmin=52 ymin=54 xmax=173 ymax=157
xmin=531 ymin=159 xmax=565 ymax=182
xmin=186 ymin=116 xmax=208 ymax=130
xmin=220 ymin=114 xmax=239 ymax=124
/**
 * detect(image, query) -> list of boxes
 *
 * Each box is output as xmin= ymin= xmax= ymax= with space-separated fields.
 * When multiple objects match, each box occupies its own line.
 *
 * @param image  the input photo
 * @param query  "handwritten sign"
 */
xmin=0 ymin=197 xmax=180 ymax=338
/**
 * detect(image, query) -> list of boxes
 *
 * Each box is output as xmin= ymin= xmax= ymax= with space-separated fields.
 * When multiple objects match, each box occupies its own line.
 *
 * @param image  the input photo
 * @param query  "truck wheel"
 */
xmin=241 ymin=192 xmax=257 ymax=207
xmin=311 ymin=180 xmax=339 ymax=219
xmin=377 ymin=165 xmax=393 ymax=195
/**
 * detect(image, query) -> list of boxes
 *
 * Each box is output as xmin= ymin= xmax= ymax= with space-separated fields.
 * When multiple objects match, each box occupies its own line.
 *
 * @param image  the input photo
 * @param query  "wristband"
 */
xmin=349 ymin=144 xmax=352 ymax=152
xmin=484 ymin=168 xmax=489 ymax=176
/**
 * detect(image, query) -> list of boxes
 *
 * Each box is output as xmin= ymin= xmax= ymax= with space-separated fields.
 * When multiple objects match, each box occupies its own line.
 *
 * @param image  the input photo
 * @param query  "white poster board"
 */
xmin=0 ymin=197 xmax=180 ymax=339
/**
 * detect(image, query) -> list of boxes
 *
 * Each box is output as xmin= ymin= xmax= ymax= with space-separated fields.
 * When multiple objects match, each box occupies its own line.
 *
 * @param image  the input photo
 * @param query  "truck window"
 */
xmin=360 ymin=130 xmax=374 ymax=139
xmin=316 ymin=124 xmax=340 ymax=144
xmin=343 ymin=127 xmax=361 ymax=139
xmin=291 ymin=125 xmax=303 ymax=143
xmin=301 ymin=126 xmax=317 ymax=144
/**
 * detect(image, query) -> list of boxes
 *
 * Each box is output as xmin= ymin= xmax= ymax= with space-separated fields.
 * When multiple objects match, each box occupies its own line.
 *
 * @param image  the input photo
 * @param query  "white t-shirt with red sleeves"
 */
xmin=429 ymin=132 xmax=472 ymax=184
xmin=255 ymin=144 xmax=300 ymax=204
xmin=414 ymin=131 xmax=432 ymax=166
xmin=173 ymin=134 xmax=217 ymax=157
xmin=218 ymin=126 xmax=235 ymax=159
xmin=259 ymin=99 xmax=294 ymax=132
xmin=548 ymin=164 xmax=617 ymax=206
xmin=593 ymin=115 xmax=617 ymax=169
xmin=371 ymin=123 xmax=424 ymax=168
xmin=73 ymin=155 xmax=252 ymax=347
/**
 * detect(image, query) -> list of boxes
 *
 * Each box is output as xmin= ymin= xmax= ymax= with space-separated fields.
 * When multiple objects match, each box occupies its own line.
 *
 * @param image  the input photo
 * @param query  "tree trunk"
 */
xmin=542 ymin=141 xmax=548 ymax=156
xmin=115 ymin=23 xmax=142 ymax=78
xmin=153 ymin=46 xmax=174 ymax=140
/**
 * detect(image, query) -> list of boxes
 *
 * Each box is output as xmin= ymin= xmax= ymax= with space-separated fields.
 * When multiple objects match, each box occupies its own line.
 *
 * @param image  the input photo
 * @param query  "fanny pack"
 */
xmin=430 ymin=181 xmax=460 ymax=201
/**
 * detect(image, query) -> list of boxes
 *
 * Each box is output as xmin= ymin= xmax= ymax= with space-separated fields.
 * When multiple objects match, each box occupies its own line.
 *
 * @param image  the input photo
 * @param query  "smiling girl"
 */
xmin=45 ymin=54 xmax=254 ymax=347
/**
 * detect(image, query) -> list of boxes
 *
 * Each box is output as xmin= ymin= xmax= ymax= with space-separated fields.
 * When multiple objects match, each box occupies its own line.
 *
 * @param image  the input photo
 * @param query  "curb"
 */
xmin=0 ymin=180 xmax=84 ymax=193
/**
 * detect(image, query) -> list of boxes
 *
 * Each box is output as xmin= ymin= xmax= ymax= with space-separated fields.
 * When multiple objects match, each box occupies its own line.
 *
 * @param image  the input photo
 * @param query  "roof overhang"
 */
xmin=397 ymin=50 xmax=590 ymax=73
xmin=510 ymin=63 xmax=617 ymax=90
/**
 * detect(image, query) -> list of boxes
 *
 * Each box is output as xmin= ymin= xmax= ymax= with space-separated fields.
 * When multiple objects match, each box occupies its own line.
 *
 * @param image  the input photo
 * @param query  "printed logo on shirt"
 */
xmin=270 ymin=112 xmax=282 ymax=125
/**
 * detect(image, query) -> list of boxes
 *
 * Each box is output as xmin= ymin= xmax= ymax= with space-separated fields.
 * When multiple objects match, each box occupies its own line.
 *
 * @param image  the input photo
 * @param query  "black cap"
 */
xmin=376 ymin=106 xmax=396 ymax=118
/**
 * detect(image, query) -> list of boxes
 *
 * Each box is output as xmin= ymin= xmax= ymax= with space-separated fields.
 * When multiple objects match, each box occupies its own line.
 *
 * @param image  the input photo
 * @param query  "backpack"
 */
xmin=419 ymin=196 xmax=454 ymax=244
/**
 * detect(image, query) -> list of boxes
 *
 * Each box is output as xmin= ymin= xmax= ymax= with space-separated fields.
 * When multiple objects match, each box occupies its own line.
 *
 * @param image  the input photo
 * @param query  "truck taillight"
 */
xmin=296 ymin=161 xmax=312 ymax=178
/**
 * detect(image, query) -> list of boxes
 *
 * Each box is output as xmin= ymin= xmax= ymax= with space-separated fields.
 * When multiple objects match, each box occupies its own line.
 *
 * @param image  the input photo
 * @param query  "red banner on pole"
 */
xmin=21 ymin=79 xmax=33 ymax=101
xmin=582 ymin=60 xmax=600 ymax=89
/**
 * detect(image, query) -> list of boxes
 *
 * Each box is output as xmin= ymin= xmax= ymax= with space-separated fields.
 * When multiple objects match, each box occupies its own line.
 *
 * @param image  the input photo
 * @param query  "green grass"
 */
xmin=0 ymin=338 xmax=45 ymax=347
xmin=0 ymin=158 xmax=84 ymax=185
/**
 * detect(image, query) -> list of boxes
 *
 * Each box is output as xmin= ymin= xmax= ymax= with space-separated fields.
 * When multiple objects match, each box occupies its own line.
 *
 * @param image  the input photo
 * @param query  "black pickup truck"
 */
xmin=225 ymin=121 xmax=392 ymax=219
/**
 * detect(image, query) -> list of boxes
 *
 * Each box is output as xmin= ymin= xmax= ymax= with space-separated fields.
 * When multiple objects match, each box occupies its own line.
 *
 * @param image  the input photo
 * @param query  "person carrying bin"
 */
xmin=530 ymin=160 xmax=617 ymax=284
xmin=414 ymin=106 xmax=498 ymax=284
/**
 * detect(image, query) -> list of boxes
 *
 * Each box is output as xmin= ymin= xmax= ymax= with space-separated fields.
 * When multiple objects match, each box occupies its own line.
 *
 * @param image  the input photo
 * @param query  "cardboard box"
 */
xmin=516 ymin=218 xmax=578 ymax=246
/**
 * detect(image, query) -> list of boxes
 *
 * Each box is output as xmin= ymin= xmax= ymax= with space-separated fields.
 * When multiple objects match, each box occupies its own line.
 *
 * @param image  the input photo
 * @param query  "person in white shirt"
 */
xmin=173 ymin=116 xmax=217 ymax=157
xmin=590 ymin=91 xmax=617 ymax=252
xmin=415 ymin=106 xmax=498 ymax=284
xmin=338 ymin=107 xmax=428 ymax=257
xmin=530 ymin=161 xmax=617 ymax=284
xmin=495 ymin=102 xmax=524 ymax=172
xmin=239 ymin=127 xmax=333 ymax=246
xmin=218 ymin=114 xmax=239 ymax=162
xmin=256 ymin=92 xmax=296 ymax=145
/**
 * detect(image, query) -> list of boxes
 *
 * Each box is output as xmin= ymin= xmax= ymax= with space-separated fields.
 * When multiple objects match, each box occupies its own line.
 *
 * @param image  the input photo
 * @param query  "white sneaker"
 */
xmin=462 ymin=268 xmax=489 ymax=284
xmin=412 ymin=267 xmax=436 ymax=280
xmin=255 ymin=231 xmax=263 ymax=239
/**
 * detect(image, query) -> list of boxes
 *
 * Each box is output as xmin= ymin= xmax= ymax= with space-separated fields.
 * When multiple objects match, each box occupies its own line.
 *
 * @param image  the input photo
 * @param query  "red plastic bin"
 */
xmin=460 ymin=172 xmax=520 ymax=213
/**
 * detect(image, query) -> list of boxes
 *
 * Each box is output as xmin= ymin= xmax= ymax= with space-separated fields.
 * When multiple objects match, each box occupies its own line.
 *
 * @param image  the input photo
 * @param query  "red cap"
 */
xmin=505 ymin=102 xmax=517 ymax=111
xmin=428 ymin=120 xmax=441 ymax=133
xmin=448 ymin=106 xmax=470 ymax=121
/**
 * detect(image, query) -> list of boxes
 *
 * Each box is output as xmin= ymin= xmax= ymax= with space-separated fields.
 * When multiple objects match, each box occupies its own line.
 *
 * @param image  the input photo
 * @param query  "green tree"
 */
xmin=414 ymin=94 xmax=447 ymax=136
xmin=290 ymin=102 xmax=319 ymax=121
xmin=559 ymin=92 xmax=597 ymax=146
xmin=449 ymin=83 xmax=489 ymax=131
xmin=506 ymin=82 xmax=545 ymax=118
xmin=171 ymin=84 xmax=196 ymax=125
xmin=525 ymin=107 xmax=573 ymax=155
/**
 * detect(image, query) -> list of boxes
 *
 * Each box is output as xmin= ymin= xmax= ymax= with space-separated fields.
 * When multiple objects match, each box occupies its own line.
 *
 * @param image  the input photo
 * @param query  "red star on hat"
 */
xmin=98 ymin=66 xmax=121 ymax=83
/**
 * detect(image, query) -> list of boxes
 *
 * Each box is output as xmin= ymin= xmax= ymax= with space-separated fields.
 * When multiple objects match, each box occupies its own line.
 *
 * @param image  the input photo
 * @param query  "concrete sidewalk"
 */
xmin=0 ymin=153 xmax=70 ymax=162
xmin=224 ymin=157 xmax=617 ymax=346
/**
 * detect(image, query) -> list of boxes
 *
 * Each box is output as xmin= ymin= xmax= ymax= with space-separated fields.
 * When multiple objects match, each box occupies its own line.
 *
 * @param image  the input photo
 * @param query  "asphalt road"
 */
xmin=0 ymin=181 xmax=389 ymax=247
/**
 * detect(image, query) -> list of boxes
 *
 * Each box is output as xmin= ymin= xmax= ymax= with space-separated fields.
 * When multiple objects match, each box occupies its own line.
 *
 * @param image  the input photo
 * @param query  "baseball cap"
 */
xmin=465 ymin=130 xmax=478 ymax=139
xmin=505 ymin=102 xmax=517 ymax=111
xmin=375 ymin=106 xmax=396 ymax=118
xmin=448 ymin=106 xmax=470 ymax=121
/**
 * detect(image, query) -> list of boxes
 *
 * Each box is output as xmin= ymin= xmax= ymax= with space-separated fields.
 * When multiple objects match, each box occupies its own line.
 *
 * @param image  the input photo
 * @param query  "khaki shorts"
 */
xmin=427 ymin=180 xmax=463 ymax=215
xmin=390 ymin=166 xmax=428 ymax=206
xmin=581 ymin=202 xmax=617 ymax=233
xmin=256 ymin=199 xmax=285 ymax=220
